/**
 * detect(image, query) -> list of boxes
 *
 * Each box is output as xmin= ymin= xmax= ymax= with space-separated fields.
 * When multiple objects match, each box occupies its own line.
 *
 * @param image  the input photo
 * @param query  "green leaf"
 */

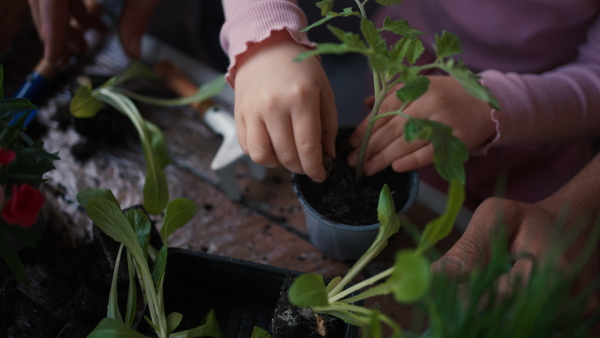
xmin=387 ymin=250 xmax=431 ymax=303
xmin=316 ymin=0 xmax=334 ymax=16
xmin=0 ymin=231 xmax=28 ymax=284
xmin=0 ymin=98 xmax=37 ymax=115
xmin=167 ymin=312 xmax=183 ymax=334
xmin=395 ymin=75 xmax=430 ymax=104
xmin=100 ymin=62 xmax=157 ymax=89
xmin=152 ymin=246 xmax=167 ymax=286
xmin=123 ymin=209 xmax=151 ymax=259
xmin=124 ymin=251 xmax=137 ymax=327
xmin=96 ymin=89 xmax=169 ymax=214
xmin=251 ymin=327 xmax=273 ymax=338
xmin=160 ymin=198 xmax=198 ymax=244
xmin=418 ymin=179 xmax=465 ymax=251
xmin=87 ymin=317 xmax=150 ymax=338
xmin=16 ymin=147 xmax=60 ymax=162
xmin=301 ymin=8 xmax=359 ymax=32
xmin=170 ymin=309 xmax=223 ymax=338
xmin=85 ymin=198 xmax=145 ymax=262
xmin=404 ymin=37 xmax=425 ymax=65
xmin=107 ymin=244 xmax=124 ymax=321
xmin=145 ymin=121 xmax=170 ymax=169
xmin=361 ymin=18 xmax=390 ymax=72
xmin=442 ymin=60 xmax=501 ymax=110
xmin=367 ymin=309 xmax=383 ymax=338
xmin=435 ymin=31 xmax=463 ymax=58
xmin=70 ymin=85 xmax=103 ymax=118
xmin=77 ymin=189 xmax=120 ymax=209
xmin=288 ymin=273 xmax=329 ymax=307
xmin=403 ymin=118 xmax=468 ymax=183
xmin=381 ymin=17 xmax=423 ymax=38
xmin=116 ymin=75 xmax=226 ymax=108
xmin=328 ymin=26 xmax=367 ymax=49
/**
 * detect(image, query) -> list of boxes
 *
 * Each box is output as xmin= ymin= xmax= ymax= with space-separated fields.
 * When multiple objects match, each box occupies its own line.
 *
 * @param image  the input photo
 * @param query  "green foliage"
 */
xmin=69 ymin=62 xmax=224 ymax=215
xmin=250 ymin=326 xmax=272 ymax=338
xmin=78 ymin=188 xmax=220 ymax=338
xmin=288 ymin=273 xmax=329 ymax=307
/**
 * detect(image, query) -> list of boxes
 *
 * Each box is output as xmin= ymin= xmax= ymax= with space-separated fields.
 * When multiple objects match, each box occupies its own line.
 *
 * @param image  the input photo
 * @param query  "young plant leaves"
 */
xmin=403 ymin=118 xmax=468 ymax=184
xmin=361 ymin=18 xmax=390 ymax=72
xmin=88 ymin=317 xmax=150 ymax=338
xmin=145 ymin=120 xmax=170 ymax=169
xmin=77 ymin=188 xmax=120 ymax=209
xmin=435 ymin=31 xmax=463 ymax=58
xmin=381 ymin=17 xmax=423 ymax=38
xmin=418 ymin=179 xmax=465 ymax=252
xmin=152 ymin=246 xmax=168 ymax=287
xmin=70 ymin=85 xmax=103 ymax=118
xmin=124 ymin=208 xmax=151 ymax=259
xmin=160 ymin=198 xmax=198 ymax=244
xmin=301 ymin=7 xmax=359 ymax=32
xmin=395 ymin=75 xmax=430 ymax=105
xmin=108 ymin=244 xmax=125 ymax=321
xmin=0 ymin=98 xmax=37 ymax=115
xmin=288 ymin=273 xmax=330 ymax=308
xmin=251 ymin=326 xmax=273 ymax=338
xmin=125 ymin=252 xmax=138 ymax=327
xmin=170 ymin=309 xmax=223 ymax=338
xmin=387 ymin=250 xmax=431 ymax=303
xmin=166 ymin=312 xmax=183 ymax=335
xmin=316 ymin=0 xmax=335 ymax=16
xmin=442 ymin=60 xmax=501 ymax=110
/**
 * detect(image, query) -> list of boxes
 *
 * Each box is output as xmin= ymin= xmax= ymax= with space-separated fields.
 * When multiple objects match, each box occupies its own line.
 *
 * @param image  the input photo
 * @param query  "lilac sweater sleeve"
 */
xmin=481 ymin=14 xmax=600 ymax=147
xmin=219 ymin=0 xmax=314 ymax=87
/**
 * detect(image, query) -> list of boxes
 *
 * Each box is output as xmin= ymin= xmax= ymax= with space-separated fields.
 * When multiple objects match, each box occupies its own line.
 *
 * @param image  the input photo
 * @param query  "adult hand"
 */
xmin=233 ymin=30 xmax=338 ymax=182
xmin=0 ymin=0 xmax=30 ymax=55
xmin=431 ymin=196 xmax=599 ymax=304
xmin=27 ymin=0 xmax=160 ymax=62
xmin=347 ymin=75 xmax=495 ymax=176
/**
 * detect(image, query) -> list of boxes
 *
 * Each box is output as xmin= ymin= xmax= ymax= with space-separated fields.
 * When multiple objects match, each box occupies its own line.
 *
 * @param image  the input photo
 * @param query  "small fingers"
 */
xmin=245 ymin=119 xmax=279 ymax=168
xmin=390 ymin=143 xmax=434 ymax=173
xmin=292 ymin=99 xmax=325 ymax=182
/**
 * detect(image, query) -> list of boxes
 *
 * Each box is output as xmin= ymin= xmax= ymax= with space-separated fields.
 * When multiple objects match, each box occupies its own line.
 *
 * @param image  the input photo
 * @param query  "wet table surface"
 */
xmin=0 ymin=33 xmax=463 ymax=337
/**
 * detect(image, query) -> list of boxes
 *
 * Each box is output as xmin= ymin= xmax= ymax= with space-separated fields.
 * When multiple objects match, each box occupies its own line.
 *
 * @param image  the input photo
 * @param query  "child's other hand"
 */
xmin=234 ymin=30 xmax=337 ymax=182
xmin=347 ymin=76 xmax=495 ymax=176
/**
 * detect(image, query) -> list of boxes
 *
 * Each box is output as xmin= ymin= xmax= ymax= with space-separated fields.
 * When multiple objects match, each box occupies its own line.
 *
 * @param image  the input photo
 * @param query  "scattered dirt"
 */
xmin=294 ymin=128 xmax=413 ymax=225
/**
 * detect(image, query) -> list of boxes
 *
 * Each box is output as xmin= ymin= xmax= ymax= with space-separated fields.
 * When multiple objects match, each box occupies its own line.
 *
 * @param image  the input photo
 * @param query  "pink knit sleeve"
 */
xmin=219 ymin=0 xmax=315 ymax=87
xmin=477 ymin=14 xmax=600 ymax=149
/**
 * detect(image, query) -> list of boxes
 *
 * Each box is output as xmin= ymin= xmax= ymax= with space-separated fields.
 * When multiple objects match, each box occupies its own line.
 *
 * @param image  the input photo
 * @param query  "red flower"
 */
xmin=2 ymin=184 xmax=45 ymax=227
xmin=0 ymin=147 xmax=16 ymax=165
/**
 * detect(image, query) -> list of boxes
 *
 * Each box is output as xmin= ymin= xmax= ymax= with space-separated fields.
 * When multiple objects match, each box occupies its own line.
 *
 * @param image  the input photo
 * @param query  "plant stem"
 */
xmin=329 ymin=267 xmax=394 ymax=303
xmin=354 ymin=84 xmax=386 ymax=183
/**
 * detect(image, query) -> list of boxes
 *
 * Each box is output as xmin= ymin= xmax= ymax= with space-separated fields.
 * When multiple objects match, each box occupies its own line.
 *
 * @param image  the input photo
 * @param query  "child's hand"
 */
xmin=347 ymin=76 xmax=495 ymax=176
xmin=234 ymin=30 xmax=337 ymax=182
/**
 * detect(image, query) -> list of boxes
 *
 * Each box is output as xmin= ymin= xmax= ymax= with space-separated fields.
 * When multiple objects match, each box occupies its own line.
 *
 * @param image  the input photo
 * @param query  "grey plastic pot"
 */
xmin=292 ymin=170 xmax=419 ymax=261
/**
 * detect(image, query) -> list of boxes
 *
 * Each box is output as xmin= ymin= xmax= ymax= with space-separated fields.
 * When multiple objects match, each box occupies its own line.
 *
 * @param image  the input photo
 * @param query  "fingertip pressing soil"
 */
xmin=294 ymin=128 xmax=412 ymax=225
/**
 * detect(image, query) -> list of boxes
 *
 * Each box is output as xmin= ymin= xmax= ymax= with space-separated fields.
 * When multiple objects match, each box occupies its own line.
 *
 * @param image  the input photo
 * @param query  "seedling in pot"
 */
xmin=296 ymin=0 xmax=499 ymax=189
xmin=78 ymin=188 xmax=223 ymax=338
xmin=69 ymin=62 xmax=225 ymax=215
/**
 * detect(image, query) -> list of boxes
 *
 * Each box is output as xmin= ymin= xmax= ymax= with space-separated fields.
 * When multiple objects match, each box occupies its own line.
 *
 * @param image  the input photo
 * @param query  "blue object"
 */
xmin=11 ymin=72 xmax=50 ymax=126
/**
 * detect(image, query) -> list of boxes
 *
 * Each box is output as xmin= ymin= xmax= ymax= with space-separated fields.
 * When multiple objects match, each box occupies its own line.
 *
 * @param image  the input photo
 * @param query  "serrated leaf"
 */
xmin=70 ymin=85 xmax=103 ymax=118
xmin=381 ymin=17 xmax=423 ymax=38
xmin=87 ymin=317 xmax=150 ymax=338
xmin=435 ymin=31 xmax=463 ymax=58
xmin=160 ymin=198 xmax=198 ymax=244
xmin=301 ymin=7 xmax=359 ymax=32
xmin=328 ymin=25 xmax=366 ymax=49
xmin=404 ymin=118 xmax=468 ymax=183
xmin=316 ymin=0 xmax=334 ymax=16
xmin=396 ymin=75 xmax=430 ymax=104
xmin=361 ymin=18 xmax=389 ymax=72
xmin=288 ymin=274 xmax=329 ymax=307
xmin=443 ymin=61 xmax=501 ymax=110
xmin=388 ymin=250 xmax=431 ymax=303
xmin=404 ymin=37 xmax=425 ymax=65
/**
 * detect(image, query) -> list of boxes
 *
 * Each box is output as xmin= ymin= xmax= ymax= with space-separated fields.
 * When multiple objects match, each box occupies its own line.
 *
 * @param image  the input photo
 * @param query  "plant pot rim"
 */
xmin=292 ymin=169 xmax=420 ymax=230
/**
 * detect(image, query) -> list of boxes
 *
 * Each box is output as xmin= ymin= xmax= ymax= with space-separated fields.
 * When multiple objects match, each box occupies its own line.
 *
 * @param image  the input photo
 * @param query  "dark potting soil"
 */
xmin=271 ymin=275 xmax=348 ymax=338
xmin=294 ymin=128 xmax=412 ymax=225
